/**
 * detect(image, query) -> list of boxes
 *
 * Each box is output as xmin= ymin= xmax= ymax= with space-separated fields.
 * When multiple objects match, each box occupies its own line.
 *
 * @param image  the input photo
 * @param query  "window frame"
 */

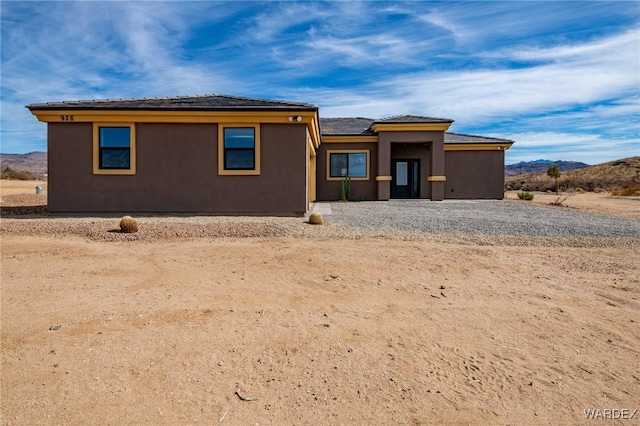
xmin=93 ymin=123 xmax=136 ymax=175
xmin=218 ymin=124 xmax=261 ymax=176
xmin=326 ymin=149 xmax=370 ymax=181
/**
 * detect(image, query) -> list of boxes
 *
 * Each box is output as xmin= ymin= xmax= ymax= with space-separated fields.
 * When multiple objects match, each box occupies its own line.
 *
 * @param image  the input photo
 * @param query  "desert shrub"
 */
xmin=593 ymin=187 xmax=606 ymax=193
xmin=517 ymin=191 xmax=534 ymax=200
xmin=611 ymin=182 xmax=640 ymax=196
xmin=119 ymin=215 xmax=138 ymax=233
xmin=308 ymin=212 xmax=323 ymax=225
xmin=547 ymin=165 xmax=561 ymax=194
xmin=1 ymin=166 xmax=34 ymax=180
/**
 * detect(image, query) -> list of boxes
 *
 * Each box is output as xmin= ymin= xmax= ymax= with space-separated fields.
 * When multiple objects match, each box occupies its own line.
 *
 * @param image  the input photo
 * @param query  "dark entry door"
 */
xmin=391 ymin=159 xmax=420 ymax=198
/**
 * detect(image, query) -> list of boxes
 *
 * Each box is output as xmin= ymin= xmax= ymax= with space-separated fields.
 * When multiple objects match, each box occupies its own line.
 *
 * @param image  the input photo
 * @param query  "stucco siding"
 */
xmin=444 ymin=150 xmax=505 ymax=199
xmin=47 ymin=122 xmax=308 ymax=214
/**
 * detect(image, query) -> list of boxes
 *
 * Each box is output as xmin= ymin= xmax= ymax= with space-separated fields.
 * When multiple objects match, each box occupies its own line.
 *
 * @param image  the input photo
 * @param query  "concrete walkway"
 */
xmin=310 ymin=202 xmax=332 ymax=216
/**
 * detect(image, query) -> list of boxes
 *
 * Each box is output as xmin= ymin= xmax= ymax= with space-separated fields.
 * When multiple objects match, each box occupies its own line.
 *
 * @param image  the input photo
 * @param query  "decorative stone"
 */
xmin=119 ymin=215 xmax=138 ymax=233
xmin=308 ymin=212 xmax=323 ymax=225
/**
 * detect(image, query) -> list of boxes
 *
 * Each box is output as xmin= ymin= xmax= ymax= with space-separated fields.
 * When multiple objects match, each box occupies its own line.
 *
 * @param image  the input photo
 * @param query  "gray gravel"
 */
xmin=1 ymin=199 xmax=638 ymax=248
xmin=328 ymin=200 xmax=640 ymax=238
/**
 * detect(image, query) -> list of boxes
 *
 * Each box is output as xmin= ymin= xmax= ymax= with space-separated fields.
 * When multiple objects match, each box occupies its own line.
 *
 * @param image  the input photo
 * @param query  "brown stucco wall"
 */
xmin=444 ymin=150 xmax=506 ymax=199
xmin=315 ymin=142 xmax=378 ymax=201
xmin=47 ymin=122 xmax=309 ymax=214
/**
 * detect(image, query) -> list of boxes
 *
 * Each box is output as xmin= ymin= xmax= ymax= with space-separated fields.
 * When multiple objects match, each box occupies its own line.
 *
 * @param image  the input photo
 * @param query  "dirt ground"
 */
xmin=2 ymin=181 xmax=639 ymax=425
xmin=504 ymin=190 xmax=640 ymax=221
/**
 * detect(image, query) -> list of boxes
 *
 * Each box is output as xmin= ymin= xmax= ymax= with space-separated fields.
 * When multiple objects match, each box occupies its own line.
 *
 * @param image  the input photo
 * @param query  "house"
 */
xmin=26 ymin=94 xmax=513 ymax=215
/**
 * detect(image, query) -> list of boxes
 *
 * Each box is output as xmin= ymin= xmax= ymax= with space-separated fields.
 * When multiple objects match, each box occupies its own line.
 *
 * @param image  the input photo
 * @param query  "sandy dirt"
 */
xmin=1 ymin=181 xmax=639 ymax=425
xmin=0 ymin=180 xmax=47 ymax=197
xmin=504 ymin=190 xmax=640 ymax=221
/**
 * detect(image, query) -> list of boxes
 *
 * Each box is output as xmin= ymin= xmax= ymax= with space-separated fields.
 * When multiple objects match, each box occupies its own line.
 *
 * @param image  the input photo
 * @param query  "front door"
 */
xmin=391 ymin=159 xmax=420 ymax=198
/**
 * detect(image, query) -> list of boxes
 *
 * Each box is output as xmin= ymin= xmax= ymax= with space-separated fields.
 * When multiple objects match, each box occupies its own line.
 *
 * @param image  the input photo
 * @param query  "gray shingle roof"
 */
xmin=321 ymin=115 xmax=455 ymax=136
xmin=320 ymin=117 xmax=376 ymax=135
xmin=26 ymin=94 xmax=318 ymax=111
xmin=445 ymin=132 xmax=514 ymax=144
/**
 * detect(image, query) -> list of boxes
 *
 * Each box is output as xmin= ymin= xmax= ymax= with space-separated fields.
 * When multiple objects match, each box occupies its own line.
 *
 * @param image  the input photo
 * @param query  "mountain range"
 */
xmin=505 ymin=157 xmax=639 ymax=192
xmin=0 ymin=151 xmax=47 ymax=178
xmin=505 ymin=159 xmax=590 ymax=176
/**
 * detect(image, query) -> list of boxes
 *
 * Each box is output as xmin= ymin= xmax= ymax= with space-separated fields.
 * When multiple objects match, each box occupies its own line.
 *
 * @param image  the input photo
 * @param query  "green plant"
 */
xmin=547 ymin=164 xmax=561 ymax=195
xmin=340 ymin=176 xmax=352 ymax=201
xmin=517 ymin=191 xmax=534 ymax=200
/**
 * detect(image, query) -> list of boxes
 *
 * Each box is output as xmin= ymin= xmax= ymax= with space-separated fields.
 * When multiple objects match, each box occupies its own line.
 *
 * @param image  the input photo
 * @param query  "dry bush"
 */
xmin=119 ymin=216 xmax=138 ymax=233
xmin=611 ymin=182 xmax=640 ymax=196
xmin=308 ymin=212 xmax=323 ymax=225
xmin=1 ymin=167 xmax=34 ymax=180
xmin=550 ymin=190 xmax=576 ymax=206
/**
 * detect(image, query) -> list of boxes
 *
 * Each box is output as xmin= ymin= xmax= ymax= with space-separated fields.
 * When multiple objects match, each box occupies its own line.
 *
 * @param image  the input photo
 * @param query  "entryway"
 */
xmin=391 ymin=159 xmax=420 ymax=198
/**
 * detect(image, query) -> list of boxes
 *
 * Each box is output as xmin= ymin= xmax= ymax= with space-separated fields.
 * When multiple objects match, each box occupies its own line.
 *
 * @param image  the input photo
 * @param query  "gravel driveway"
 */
xmin=327 ymin=200 xmax=640 ymax=239
xmin=2 ymin=199 xmax=639 ymax=246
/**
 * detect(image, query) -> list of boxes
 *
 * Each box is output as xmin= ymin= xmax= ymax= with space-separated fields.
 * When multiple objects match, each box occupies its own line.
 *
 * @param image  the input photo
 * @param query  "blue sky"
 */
xmin=1 ymin=1 xmax=639 ymax=165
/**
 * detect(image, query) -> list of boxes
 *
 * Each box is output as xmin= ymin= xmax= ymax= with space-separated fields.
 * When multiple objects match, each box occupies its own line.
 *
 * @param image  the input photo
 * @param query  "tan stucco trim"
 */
xmin=307 ymin=132 xmax=316 ymax=157
xmin=322 ymin=136 xmax=379 ymax=143
xmin=445 ymin=143 xmax=512 ymax=151
xmin=30 ymin=109 xmax=314 ymax=123
xmin=371 ymin=123 xmax=452 ymax=132
xmin=92 ymin=123 xmax=136 ymax=175
xmin=306 ymin=112 xmax=322 ymax=149
xmin=427 ymin=175 xmax=447 ymax=182
xmin=326 ymin=149 xmax=370 ymax=181
xmin=218 ymin=124 xmax=261 ymax=176
xmin=31 ymin=108 xmax=322 ymax=158
xmin=375 ymin=175 xmax=392 ymax=181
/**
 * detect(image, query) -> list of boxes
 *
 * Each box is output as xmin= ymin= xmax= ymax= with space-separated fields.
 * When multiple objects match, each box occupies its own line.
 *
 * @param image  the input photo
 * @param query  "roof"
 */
xmin=320 ymin=117 xmax=375 ymax=135
xmin=26 ymin=94 xmax=318 ymax=111
xmin=321 ymin=115 xmax=454 ymax=136
xmin=444 ymin=132 xmax=514 ymax=144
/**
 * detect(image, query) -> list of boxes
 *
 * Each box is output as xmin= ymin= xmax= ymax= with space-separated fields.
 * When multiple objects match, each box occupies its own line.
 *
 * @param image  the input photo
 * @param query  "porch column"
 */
xmin=377 ymin=135 xmax=391 ymax=200
xmin=429 ymin=133 xmax=446 ymax=201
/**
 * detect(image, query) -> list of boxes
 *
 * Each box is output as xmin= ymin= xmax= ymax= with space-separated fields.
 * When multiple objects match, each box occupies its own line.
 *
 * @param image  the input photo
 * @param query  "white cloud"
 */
xmin=302 ymin=28 xmax=638 ymax=124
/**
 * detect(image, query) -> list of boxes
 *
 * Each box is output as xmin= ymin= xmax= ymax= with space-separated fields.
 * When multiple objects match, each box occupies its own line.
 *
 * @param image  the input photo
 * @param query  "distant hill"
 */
xmin=505 ymin=156 xmax=640 ymax=192
xmin=505 ymin=159 xmax=589 ymax=176
xmin=0 ymin=152 xmax=47 ymax=178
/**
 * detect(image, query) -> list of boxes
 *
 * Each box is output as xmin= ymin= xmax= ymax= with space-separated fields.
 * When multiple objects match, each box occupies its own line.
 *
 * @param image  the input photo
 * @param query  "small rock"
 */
xmin=49 ymin=325 xmax=61 ymax=331
xmin=308 ymin=212 xmax=323 ymax=225
xmin=439 ymin=285 xmax=446 ymax=290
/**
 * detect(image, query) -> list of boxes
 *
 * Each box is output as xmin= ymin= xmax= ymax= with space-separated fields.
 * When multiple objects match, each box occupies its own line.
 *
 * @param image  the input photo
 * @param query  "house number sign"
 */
xmin=60 ymin=115 xmax=74 ymax=121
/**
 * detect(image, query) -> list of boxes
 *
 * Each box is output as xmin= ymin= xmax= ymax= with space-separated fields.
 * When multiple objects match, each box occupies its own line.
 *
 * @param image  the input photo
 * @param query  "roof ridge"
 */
xmin=446 ymin=131 xmax=514 ymax=143
xmin=26 ymin=94 xmax=318 ymax=110
xmin=375 ymin=114 xmax=454 ymax=123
